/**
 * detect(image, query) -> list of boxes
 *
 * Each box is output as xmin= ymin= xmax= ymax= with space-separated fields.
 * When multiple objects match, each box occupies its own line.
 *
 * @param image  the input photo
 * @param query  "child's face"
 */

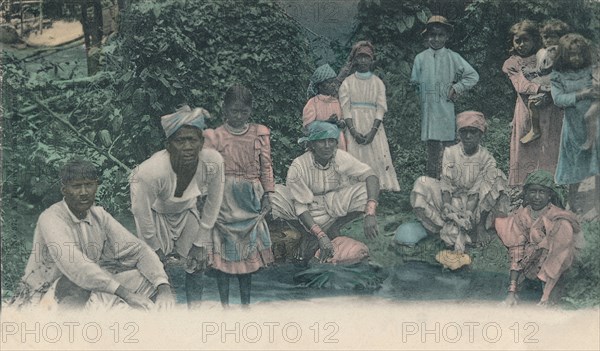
xmin=224 ymin=101 xmax=252 ymax=128
xmin=426 ymin=26 xmax=449 ymax=50
xmin=541 ymin=32 xmax=560 ymax=47
xmin=317 ymin=78 xmax=338 ymax=97
xmin=566 ymin=44 xmax=586 ymax=69
xmin=458 ymin=127 xmax=483 ymax=154
xmin=513 ymin=32 xmax=536 ymax=57
xmin=354 ymin=53 xmax=373 ymax=73
xmin=524 ymin=184 xmax=552 ymax=211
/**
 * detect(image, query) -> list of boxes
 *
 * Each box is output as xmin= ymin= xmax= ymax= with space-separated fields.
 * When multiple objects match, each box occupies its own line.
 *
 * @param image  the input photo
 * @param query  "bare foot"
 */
xmin=520 ymin=130 xmax=541 ymax=144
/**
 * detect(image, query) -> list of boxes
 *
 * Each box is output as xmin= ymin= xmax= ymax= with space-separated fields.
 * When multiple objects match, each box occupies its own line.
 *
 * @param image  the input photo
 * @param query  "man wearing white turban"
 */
xmin=130 ymin=105 xmax=225 ymax=308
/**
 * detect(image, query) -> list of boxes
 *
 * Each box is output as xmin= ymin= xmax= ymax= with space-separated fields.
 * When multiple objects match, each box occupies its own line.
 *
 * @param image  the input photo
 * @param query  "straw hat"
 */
xmin=421 ymin=15 xmax=454 ymax=35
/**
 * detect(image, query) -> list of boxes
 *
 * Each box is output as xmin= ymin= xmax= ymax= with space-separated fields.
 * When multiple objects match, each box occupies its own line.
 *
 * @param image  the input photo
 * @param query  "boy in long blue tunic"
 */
xmin=411 ymin=15 xmax=479 ymax=179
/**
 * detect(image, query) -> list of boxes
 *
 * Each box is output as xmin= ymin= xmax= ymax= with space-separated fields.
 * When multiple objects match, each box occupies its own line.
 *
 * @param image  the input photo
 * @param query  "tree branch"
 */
xmin=31 ymin=94 xmax=132 ymax=172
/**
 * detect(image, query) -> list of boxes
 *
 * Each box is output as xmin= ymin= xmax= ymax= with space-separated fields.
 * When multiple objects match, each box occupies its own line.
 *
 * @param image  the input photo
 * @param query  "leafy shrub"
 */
xmin=2 ymin=0 xmax=315 ymax=216
xmin=111 ymin=0 xmax=313 ymax=179
xmin=562 ymin=221 xmax=600 ymax=308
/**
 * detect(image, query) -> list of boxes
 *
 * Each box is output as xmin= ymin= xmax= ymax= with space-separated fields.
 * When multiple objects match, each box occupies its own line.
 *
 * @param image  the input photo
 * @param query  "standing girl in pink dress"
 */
xmin=203 ymin=84 xmax=275 ymax=307
xmin=303 ymin=63 xmax=346 ymax=150
xmin=502 ymin=20 xmax=564 ymax=186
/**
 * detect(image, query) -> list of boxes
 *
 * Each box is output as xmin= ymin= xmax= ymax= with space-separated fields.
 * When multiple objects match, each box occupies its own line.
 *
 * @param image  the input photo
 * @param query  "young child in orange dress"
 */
xmin=496 ymin=170 xmax=583 ymax=306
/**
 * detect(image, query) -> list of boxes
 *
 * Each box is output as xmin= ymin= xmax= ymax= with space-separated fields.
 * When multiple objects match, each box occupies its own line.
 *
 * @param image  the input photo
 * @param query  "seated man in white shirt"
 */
xmin=10 ymin=159 xmax=175 ymax=310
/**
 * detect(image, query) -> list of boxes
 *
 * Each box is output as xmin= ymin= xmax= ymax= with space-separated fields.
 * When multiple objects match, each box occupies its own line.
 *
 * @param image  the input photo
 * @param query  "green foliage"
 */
xmin=562 ymin=221 xmax=600 ymax=308
xmin=111 ymin=0 xmax=313 ymax=178
xmin=0 ymin=204 xmax=30 ymax=300
xmin=3 ymin=0 xmax=599 ymax=306
xmin=3 ymin=0 xmax=314 ymax=217
xmin=338 ymin=0 xmax=599 ymax=202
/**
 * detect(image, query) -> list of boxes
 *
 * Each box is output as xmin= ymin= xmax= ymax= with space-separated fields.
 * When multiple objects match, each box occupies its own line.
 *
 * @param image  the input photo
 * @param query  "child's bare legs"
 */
xmin=521 ymin=99 xmax=542 ymax=144
xmin=540 ymin=277 xmax=560 ymax=306
xmin=426 ymin=140 xmax=453 ymax=179
xmin=185 ymin=271 xmax=205 ymax=309
xmin=238 ymin=274 xmax=251 ymax=306
xmin=216 ymin=271 xmax=230 ymax=307
xmin=567 ymin=183 xmax=581 ymax=212
xmin=216 ymin=271 xmax=252 ymax=307
xmin=581 ymin=102 xmax=599 ymax=150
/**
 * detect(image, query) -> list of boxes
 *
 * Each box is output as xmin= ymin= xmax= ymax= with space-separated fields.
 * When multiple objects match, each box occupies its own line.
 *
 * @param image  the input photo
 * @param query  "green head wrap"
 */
xmin=298 ymin=121 xmax=339 ymax=144
xmin=307 ymin=64 xmax=337 ymax=98
xmin=524 ymin=170 xmax=564 ymax=207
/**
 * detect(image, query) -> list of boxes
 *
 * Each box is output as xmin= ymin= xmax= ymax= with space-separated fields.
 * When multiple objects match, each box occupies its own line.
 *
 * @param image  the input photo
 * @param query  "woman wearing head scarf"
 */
xmin=495 ymin=170 xmax=583 ymax=306
xmin=270 ymin=121 xmax=380 ymax=264
xmin=338 ymin=41 xmax=401 ymax=191
xmin=411 ymin=111 xmax=510 ymax=258
xmin=303 ymin=63 xmax=346 ymax=150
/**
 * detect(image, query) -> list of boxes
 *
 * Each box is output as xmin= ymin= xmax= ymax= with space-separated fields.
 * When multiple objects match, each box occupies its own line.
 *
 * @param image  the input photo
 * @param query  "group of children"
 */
xmin=409 ymin=16 xmax=595 ymax=306
xmin=184 ymin=14 xmax=597 ymax=307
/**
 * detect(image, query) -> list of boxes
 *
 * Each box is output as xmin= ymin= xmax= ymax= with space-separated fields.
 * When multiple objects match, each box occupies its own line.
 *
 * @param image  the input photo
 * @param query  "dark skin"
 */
xmin=317 ymin=78 xmax=346 ymax=130
xmin=504 ymin=184 xmax=554 ymax=307
xmin=214 ymin=97 xmax=271 ymax=307
xmin=441 ymin=127 xmax=483 ymax=211
xmin=298 ymin=138 xmax=380 ymax=262
xmin=223 ymin=99 xmax=273 ymax=214
xmin=345 ymin=53 xmax=383 ymax=145
xmin=62 ymin=178 xmax=175 ymax=310
xmin=156 ymin=126 xmax=208 ymax=270
xmin=441 ymin=127 xmax=493 ymax=247
xmin=426 ymin=25 xmax=458 ymax=101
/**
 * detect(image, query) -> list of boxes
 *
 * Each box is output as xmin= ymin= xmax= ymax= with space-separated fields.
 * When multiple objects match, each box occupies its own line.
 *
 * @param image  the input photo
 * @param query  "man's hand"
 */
xmin=116 ymin=286 xmax=154 ymax=311
xmin=317 ymin=235 xmax=335 ymax=263
xmin=154 ymin=284 xmax=175 ymax=311
xmin=185 ymin=245 xmax=208 ymax=273
xmin=363 ymin=214 xmax=379 ymax=240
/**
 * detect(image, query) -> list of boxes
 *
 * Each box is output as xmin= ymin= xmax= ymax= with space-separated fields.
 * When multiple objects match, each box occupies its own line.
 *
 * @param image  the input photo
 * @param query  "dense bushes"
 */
xmin=110 ymin=0 xmax=313 ymax=177
xmin=2 ymin=0 xmax=599 ymax=305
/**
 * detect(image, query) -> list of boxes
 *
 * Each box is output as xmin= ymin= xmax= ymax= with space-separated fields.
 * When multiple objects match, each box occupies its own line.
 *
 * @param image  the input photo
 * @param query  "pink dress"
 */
xmin=203 ymin=124 xmax=275 ymax=274
xmin=495 ymin=204 xmax=582 ymax=286
xmin=503 ymin=55 xmax=564 ymax=186
xmin=302 ymin=94 xmax=347 ymax=150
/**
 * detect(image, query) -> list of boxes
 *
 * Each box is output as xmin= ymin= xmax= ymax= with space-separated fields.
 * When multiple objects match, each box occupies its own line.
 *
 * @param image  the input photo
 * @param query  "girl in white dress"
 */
xmin=338 ymin=41 xmax=401 ymax=191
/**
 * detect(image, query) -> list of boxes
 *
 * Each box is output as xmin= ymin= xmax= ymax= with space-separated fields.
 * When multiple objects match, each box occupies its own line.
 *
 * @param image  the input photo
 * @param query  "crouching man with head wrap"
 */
xmin=411 ymin=111 xmax=510 ymax=266
xmin=130 ymin=106 xmax=225 ymax=308
xmin=270 ymin=121 xmax=380 ymax=265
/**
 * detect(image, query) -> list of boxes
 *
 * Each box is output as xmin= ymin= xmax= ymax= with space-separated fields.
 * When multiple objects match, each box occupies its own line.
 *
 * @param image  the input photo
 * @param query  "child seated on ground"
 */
xmin=411 ymin=111 xmax=509 ymax=267
xmin=495 ymin=170 xmax=583 ymax=306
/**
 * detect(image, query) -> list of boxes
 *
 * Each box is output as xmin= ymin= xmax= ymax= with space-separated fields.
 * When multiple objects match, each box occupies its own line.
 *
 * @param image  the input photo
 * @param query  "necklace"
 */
xmin=225 ymin=123 xmax=250 ymax=135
